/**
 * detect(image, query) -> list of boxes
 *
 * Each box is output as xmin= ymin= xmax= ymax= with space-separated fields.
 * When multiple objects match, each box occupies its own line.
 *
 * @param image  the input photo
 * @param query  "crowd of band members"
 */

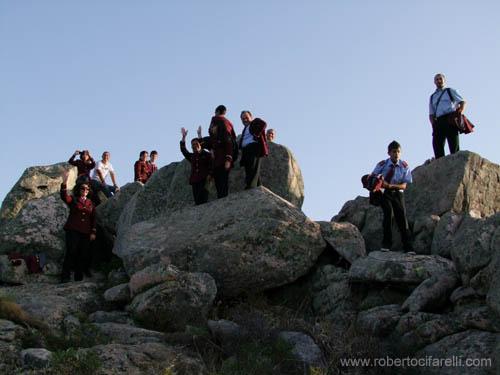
xmin=59 ymin=104 xmax=272 ymax=282
xmin=58 ymin=72 xmax=468 ymax=281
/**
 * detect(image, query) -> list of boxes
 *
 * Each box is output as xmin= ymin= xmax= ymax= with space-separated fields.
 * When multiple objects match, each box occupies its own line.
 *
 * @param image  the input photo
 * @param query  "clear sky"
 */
xmin=1 ymin=1 xmax=499 ymax=220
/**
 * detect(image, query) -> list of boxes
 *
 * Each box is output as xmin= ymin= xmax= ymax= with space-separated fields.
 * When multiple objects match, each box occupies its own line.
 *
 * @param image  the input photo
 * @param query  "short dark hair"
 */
xmin=150 ymin=150 xmax=158 ymax=156
xmin=140 ymin=150 xmax=148 ymax=157
xmin=215 ymin=105 xmax=227 ymax=115
xmin=387 ymin=140 xmax=401 ymax=152
xmin=240 ymin=110 xmax=252 ymax=117
xmin=191 ymin=138 xmax=201 ymax=145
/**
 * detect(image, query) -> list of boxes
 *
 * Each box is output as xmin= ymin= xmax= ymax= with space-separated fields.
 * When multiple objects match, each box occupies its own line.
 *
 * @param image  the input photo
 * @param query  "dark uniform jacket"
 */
xmin=180 ymin=141 xmax=213 ymax=184
xmin=239 ymin=118 xmax=269 ymax=157
xmin=68 ymin=155 xmax=96 ymax=178
xmin=204 ymin=115 xmax=236 ymax=168
xmin=134 ymin=160 xmax=150 ymax=183
xmin=60 ymin=184 xmax=96 ymax=235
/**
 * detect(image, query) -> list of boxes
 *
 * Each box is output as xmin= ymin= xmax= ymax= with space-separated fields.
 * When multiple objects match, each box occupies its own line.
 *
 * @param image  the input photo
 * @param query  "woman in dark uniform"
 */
xmin=60 ymin=171 xmax=96 ymax=282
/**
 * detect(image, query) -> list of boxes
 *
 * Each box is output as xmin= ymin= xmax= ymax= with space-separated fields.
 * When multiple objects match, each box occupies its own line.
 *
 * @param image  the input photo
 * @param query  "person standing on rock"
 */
xmin=60 ymin=171 xmax=96 ymax=282
xmin=90 ymin=151 xmax=120 ymax=200
xmin=203 ymin=105 xmax=237 ymax=198
xmin=180 ymin=126 xmax=213 ymax=205
xmin=68 ymin=149 xmax=96 ymax=183
xmin=134 ymin=151 xmax=150 ymax=184
xmin=239 ymin=110 xmax=269 ymax=189
xmin=429 ymin=73 xmax=466 ymax=158
xmin=372 ymin=140 xmax=414 ymax=252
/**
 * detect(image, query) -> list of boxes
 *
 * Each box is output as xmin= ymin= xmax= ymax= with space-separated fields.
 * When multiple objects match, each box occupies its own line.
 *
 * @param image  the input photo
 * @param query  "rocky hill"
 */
xmin=0 ymin=148 xmax=498 ymax=374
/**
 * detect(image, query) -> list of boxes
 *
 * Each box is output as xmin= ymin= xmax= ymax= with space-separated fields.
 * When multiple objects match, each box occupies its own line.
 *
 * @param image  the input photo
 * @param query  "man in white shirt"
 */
xmin=90 ymin=151 xmax=120 ymax=198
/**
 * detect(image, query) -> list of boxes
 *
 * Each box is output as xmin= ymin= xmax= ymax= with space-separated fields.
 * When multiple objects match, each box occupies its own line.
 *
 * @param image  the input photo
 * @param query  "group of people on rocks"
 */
xmin=367 ymin=73 xmax=468 ymax=254
xmin=59 ymin=104 xmax=273 ymax=281
xmin=58 ymin=72 xmax=469 ymax=282
xmin=180 ymin=105 xmax=270 ymax=204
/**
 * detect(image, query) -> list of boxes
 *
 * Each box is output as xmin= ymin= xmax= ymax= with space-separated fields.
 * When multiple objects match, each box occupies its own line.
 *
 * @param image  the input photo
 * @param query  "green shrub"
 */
xmin=49 ymin=348 xmax=101 ymax=375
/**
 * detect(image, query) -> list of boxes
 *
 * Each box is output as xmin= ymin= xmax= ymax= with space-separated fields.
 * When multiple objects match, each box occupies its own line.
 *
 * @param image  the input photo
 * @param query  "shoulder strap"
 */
xmin=433 ymin=89 xmax=448 ymax=115
xmin=447 ymin=88 xmax=455 ymax=103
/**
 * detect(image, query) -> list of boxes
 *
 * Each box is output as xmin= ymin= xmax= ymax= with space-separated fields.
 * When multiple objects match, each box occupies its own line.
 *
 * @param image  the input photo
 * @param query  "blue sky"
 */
xmin=1 ymin=1 xmax=499 ymax=220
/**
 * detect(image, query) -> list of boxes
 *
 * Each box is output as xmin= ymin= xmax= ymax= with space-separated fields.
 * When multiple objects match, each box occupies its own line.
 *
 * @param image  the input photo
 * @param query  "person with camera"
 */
xmin=68 ymin=149 xmax=95 ymax=183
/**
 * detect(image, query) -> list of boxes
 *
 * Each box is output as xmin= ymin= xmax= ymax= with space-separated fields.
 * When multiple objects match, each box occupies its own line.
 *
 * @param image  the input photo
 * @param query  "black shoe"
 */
xmin=60 ymin=276 xmax=71 ymax=284
xmin=74 ymin=272 xmax=83 ymax=282
xmin=84 ymin=269 xmax=92 ymax=278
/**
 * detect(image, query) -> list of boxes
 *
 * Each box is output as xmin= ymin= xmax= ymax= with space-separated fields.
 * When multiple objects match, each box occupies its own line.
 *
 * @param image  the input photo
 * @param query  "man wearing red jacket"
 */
xmin=204 ymin=105 xmax=236 ymax=198
xmin=239 ymin=111 xmax=269 ymax=189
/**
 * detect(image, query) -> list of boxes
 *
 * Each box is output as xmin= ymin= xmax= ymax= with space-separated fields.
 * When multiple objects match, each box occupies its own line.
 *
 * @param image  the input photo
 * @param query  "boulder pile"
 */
xmin=0 ymin=148 xmax=499 ymax=374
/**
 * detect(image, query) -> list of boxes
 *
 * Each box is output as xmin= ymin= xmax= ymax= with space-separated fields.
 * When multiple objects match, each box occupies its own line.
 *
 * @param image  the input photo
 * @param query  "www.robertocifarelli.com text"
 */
xmin=340 ymin=356 xmax=492 ymax=368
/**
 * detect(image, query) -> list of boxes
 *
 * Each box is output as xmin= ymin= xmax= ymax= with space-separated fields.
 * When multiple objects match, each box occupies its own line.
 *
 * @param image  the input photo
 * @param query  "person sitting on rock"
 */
xmin=134 ymin=150 xmax=150 ymax=184
xmin=68 ymin=149 xmax=95 ymax=183
xmin=180 ymin=126 xmax=213 ymax=205
xmin=371 ymin=140 xmax=414 ymax=253
xmin=90 ymin=151 xmax=120 ymax=202
xmin=60 ymin=171 xmax=96 ymax=282
xmin=148 ymin=150 xmax=159 ymax=177
xmin=239 ymin=110 xmax=269 ymax=189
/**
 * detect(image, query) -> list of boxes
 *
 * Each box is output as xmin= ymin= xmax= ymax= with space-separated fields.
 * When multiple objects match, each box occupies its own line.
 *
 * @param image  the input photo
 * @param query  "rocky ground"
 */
xmin=0 ymin=147 xmax=499 ymax=374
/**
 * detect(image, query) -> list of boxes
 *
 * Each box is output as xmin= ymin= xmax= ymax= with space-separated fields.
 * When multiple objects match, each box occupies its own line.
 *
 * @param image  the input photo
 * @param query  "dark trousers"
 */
xmin=241 ymin=143 xmax=262 ymax=189
xmin=62 ymin=230 xmax=91 ymax=281
xmin=192 ymin=179 xmax=209 ymax=205
xmin=381 ymin=190 xmax=412 ymax=250
xmin=213 ymin=166 xmax=229 ymax=198
xmin=433 ymin=114 xmax=459 ymax=158
xmin=90 ymin=179 xmax=117 ymax=198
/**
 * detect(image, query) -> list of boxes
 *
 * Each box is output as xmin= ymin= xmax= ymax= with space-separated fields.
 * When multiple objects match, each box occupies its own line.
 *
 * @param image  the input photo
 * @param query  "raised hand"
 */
xmin=62 ymin=170 xmax=70 ymax=184
xmin=181 ymin=127 xmax=188 ymax=140
xmin=197 ymin=126 xmax=202 ymax=138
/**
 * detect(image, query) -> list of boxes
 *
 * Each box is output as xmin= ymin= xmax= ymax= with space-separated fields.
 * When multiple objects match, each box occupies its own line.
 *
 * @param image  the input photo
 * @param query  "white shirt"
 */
xmin=241 ymin=126 xmax=256 ymax=148
xmin=91 ymin=160 xmax=114 ymax=182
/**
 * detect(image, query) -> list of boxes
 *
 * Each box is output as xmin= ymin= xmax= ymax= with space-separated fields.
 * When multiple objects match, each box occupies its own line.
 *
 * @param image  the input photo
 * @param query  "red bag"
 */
xmin=448 ymin=112 xmax=475 ymax=134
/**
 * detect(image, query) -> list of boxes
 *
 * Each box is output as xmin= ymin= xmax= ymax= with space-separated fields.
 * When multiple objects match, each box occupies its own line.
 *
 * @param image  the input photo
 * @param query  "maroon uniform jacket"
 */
xmin=204 ymin=115 xmax=236 ymax=168
xmin=134 ymin=160 xmax=150 ymax=183
xmin=239 ymin=118 xmax=269 ymax=157
xmin=68 ymin=155 xmax=96 ymax=178
xmin=60 ymin=184 xmax=96 ymax=235
xmin=180 ymin=141 xmax=213 ymax=184
xmin=147 ymin=162 xmax=158 ymax=177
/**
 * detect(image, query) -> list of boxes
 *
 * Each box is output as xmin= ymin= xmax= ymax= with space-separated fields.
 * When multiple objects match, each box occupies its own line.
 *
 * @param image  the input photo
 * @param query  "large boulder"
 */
xmin=334 ymin=152 xmax=500 ymax=253
xmin=116 ymin=142 xmax=304 ymax=237
xmin=96 ymin=182 xmax=143 ymax=242
xmin=415 ymin=330 xmax=498 ymax=375
xmin=0 ymin=193 xmax=68 ymax=262
xmin=406 ymin=151 xmax=500 ymax=219
xmin=317 ymin=221 xmax=366 ymax=263
xmin=1 ymin=282 xmax=104 ymax=330
xmin=450 ymin=213 xmax=500 ymax=285
xmin=0 ymin=162 xmax=77 ymax=221
xmin=311 ymin=265 xmax=357 ymax=331
xmin=127 ymin=271 xmax=217 ymax=332
xmin=115 ymin=187 xmax=325 ymax=297
xmin=349 ymin=251 xmax=457 ymax=285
